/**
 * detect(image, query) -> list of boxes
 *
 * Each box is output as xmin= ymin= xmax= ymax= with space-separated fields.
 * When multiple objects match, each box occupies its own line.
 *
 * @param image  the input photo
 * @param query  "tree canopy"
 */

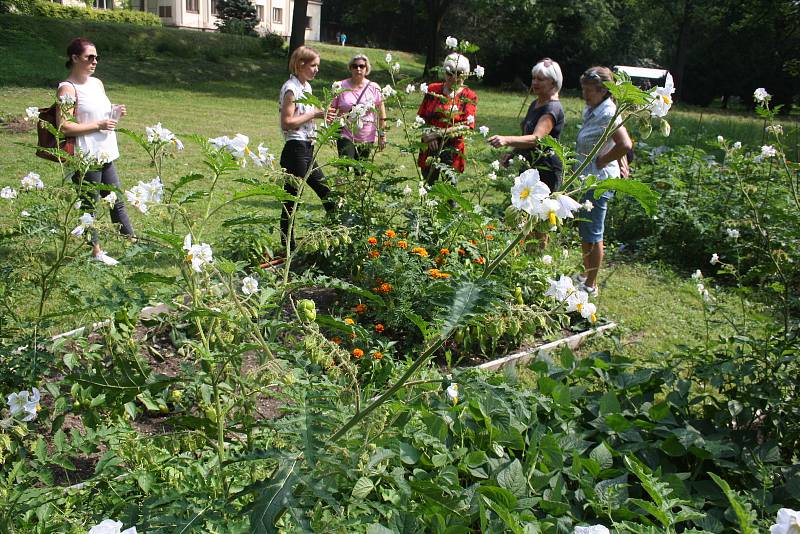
xmin=322 ymin=0 xmax=800 ymax=109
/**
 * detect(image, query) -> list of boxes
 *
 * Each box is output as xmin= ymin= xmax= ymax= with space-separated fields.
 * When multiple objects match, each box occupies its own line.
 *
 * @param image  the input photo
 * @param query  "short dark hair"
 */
xmin=66 ymin=37 xmax=95 ymax=69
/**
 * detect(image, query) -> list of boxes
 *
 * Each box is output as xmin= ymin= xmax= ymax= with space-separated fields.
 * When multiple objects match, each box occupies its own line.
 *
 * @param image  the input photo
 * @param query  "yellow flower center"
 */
xmin=590 ymin=314 xmax=597 ymax=323
xmin=519 ymin=188 xmax=530 ymax=200
xmin=662 ymin=95 xmax=671 ymax=105
xmin=548 ymin=211 xmax=557 ymax=226
xmin=577 ymin=303 xmax=583 ymax=313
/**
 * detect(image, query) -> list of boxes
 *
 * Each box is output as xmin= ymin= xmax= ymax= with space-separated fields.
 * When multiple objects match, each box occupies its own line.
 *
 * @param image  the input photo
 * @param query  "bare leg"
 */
xmin=581 ymin=240 xmax=604 ymax=288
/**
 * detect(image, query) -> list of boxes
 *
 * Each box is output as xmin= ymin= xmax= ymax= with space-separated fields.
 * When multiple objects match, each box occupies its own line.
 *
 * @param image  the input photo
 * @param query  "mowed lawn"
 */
xmin=0 ymin=17 xmax=778 ymax=353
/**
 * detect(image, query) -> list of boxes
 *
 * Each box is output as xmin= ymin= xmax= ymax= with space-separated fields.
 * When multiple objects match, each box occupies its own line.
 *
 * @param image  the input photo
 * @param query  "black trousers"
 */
xmin=336 ymin=138 xmax=372 ymax=176
xmin=279 ymin=140 xmax=335 ymax=247
xmin=72 ymin=161 xmax=134 ymax=245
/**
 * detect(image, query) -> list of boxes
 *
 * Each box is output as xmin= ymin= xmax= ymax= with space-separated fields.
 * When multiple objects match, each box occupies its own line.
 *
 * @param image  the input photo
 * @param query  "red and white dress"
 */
xmin=416 ymin=82 xmax=478 ymax=173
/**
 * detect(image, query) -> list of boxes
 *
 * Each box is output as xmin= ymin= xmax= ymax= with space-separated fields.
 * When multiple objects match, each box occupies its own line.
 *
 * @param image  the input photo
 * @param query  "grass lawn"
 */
xmin=0 ymin=15 xmax=777 ymax=352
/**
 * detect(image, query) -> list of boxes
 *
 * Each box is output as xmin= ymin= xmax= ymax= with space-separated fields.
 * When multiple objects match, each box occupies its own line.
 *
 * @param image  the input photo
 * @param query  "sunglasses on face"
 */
xmin=83 ymin=54 xmax=99 ymax=62
xmin=582 ymin=71 xmax=601 ymax=81
xmin=350 ymin=63 xmax=367 ymax=69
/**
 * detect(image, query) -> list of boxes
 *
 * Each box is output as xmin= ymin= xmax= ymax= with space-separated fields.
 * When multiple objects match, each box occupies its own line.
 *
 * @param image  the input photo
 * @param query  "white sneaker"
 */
xmin=579 ymin=282 xmax=598 ymax=297
xmin=93 ymin=251 xmax=119 ymax=266
xmin=572 ymin=273 xmax=587 ymax=285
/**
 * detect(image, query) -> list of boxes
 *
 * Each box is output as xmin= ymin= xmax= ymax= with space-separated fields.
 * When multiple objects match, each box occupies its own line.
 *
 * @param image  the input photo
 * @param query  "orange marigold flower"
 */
xmin=440 ymin=248 xmax=450 ymax=255
xmin=379 ymin=282 xmax=393 ymax=293
xmin=352 ymin=348 xmax=364 ymax=358
xmin=438 ymin=272 xmax=451 ymax=279
xmin=385 ymin=229 xmax=396 ymax=238
xmin=367 ymin=236 xmax=378 ymax=245
xmin=369 ymin=250 xmax=380 ymax=258
xmin=474 ymin=256 xmax=486 ymax=265
xmin=372 ymin=351 xmax=384 ymax=360
xmin=344 ymin=318 xmax=355 ymax=325
xmin=354 ymin=303 xmax=367 ymax=314
xmin=429 ymin=268 xmax=451 ymax=279
xmin=486 ymin=225 xmax=496 ymax=230
xmin=397 ymin=240 xmax=408 ymax=249
xmin=411 ymin=247 xmax=429 ymax=257
xmin=330 ymin=336 xmax=342 ymax=345
xmin=375 ymin=323 xmax=385 ymax=333
xmin=458 ymin=248 xmax=466 ymax=255
xmin=486 ymin=234 xmax=494 ymax=240
xmin=469 ymin=239 xmax=478 ymax=245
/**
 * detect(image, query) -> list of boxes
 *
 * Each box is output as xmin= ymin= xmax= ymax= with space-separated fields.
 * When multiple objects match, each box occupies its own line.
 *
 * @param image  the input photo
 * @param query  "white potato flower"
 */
xmin=574 ymin=525 xmax=610 ymax=534
xmin=20 ymin=172 xmax=44 ymax=191
xmin=717 ymin=135 xmax=724 ymax=143
xmin=490 ymin=160 xmax=500 ymax=171
xmin=648 ymin=73 xmax=675 ymax=118
xmin=753 ymin=87 xmax=771 ymax=104
xmin=726 ymin=228 xmax=739 ymax=239
xmin=474 ymin=65 xmax=485 ymax=78
xmin=241 ymin=276 xmax=259 ymax=295
xmin=405 ymin=84 xmax=415 ymax=94
xmin=733 ymin=141 xmax=742 ymax=150
xmin=445 ymin=36 xmax=458 ymax=49
xmin=691 ymin=269 xmax=703 ymax=280
xmin=545 ymin=275 xmax=576 ymax=302
xmin=446 ymin=383 xmax=459 ymax=404
xmin=71 ymin=213 xmax=95 ymax=236
xmin=765 ymin=124 xmax=783 ymax=136
xmin=419 ymin=83 xmax=429 ymax=94
xmin=511 ymin=169 xmax=550 ymax=215
xmin=25 ymin=106 xmax=40 ymax=121
xmin=710 ymin=253 xmax=719 ymax=265
xmin=769 ymin=508 xmax=800 ymax=534
xmin=478 ymin=125 xmax=489 ymax=137
xmin=88 ymin=519 xmax=137 ymax=534
xmin=183 ymin=234 xmax=214 ymax=273
xmin=391 ymin=62 xmax=400 ymax=73
xmin=1 ymin=187 xmax=18 ymax=200
xmin=381 ymin=84 xmax=397 ymax=98
xmin=384 ymin=52 xmax=392 ymax=63
xmin=541 ymin=254 xmax=553 ymax=265
xmin=760 ymin=145 xmax=777 ymax=158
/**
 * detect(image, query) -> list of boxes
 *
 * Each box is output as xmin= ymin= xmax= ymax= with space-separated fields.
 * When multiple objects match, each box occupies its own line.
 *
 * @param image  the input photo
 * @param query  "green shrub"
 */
xmin=32 ymin=0 xmax=161 ymax=26
xmin=259 ymin=30 xmax=285 ymax=54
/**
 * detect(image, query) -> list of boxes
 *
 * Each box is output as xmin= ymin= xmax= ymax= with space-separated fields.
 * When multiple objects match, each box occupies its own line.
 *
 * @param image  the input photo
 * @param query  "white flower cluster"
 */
xmin=381 ymin=84 xmax=397 ymax=99
xmin=346 ymin=103 xmax=370 ymax=130
xmin=765 ymin=124 xmax=783 ymax=136
xmin=208 ymin=134 xmax=274 ymax=167
xmin=1 ymin=187 xmax=18 ymax=200
xmin=511 ymin=169 xmax=581 ymax=228
xmin=6 ymin=387 xmax=41 ymax=422
xmin=478 ymin=125 xmax=489 ymax=137
xmin=753 ymin=87 xmax=771 ymax=104
xmin=474 ymin=65 xmax=485 ymax=79
xmin=648 ymin=73 xmax=675 ymax=118
xmin=419 ymin=82 xmax=429 ymax=94
xmin=20 ymin=172 xmax=44 ymax=191
xmin=146 ymin=122 xmax=184 ymax=150
xmin=88 ymin=519 xmax=137 ymax=534
xmin=25 ymin=106 xmax=40 ymax=121
xmin=58 ymin=94 xmax=76 ymax=107
xmin=544 ymin=275 xmax=597 ymax=322
xmin=726 ymin=227 xmax=739 ymax=239
xmin=183 ymin=234 xmax=213 ymax=273
xmin=445 ymin=36 xmax=458 ymax=49
xmin=125 ymin=176 xmax=164 ymax=214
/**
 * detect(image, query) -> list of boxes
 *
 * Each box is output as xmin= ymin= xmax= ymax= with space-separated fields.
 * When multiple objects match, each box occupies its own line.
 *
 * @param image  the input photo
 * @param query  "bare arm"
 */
xmin=281 ymin=90 xmax=325 ymax=130
xmin=377 ymin=99 xmax=387 ymax=149
xmin=487 ymin=114 xmax=556 ymax=149
xmin=595 ymin=125 xmax=633 ymax=169
xmin=55 ymin=84 xmax=116 ymax=135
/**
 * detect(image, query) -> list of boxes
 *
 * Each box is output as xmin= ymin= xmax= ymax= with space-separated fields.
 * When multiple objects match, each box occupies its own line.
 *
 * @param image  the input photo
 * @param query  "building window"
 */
xmin=272 ymin=7 xmax=282 ymax=23
xmin=93 ymin=0 xmax=113 ymax=8
xmin=305 ymin=16 xmax=311 ymax=29
xmin=256 ymin=5 xmax=264 ymax=21
xmin=211 ymin=0 xmax=219 ymax=15
xmin=186 ymin=0 xmax=198 ymax=13
xmin=158 ymin=4 xmax=172 ymax=17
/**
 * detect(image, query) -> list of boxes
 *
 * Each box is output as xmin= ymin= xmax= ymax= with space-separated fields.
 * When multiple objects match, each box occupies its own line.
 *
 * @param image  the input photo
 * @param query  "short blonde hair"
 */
xmin=289 ymin=45 xmax=320 ymax=76
xmin=531 ymin=58 xmax=563 ymax=91
xmin=443 ymin=53 xmax=470 ymax=76
xmin=348 ymin=53 xmax=371 ymax=76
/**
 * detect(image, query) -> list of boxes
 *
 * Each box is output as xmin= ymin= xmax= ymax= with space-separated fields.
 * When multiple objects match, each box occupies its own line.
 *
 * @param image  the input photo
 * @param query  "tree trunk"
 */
xmin=289 ymin=0 xmax=309 ymax=59
xmin=670 ymin=0 xmax=694 ymax=100
xmin=422 ymin=0 xmax=452 ymax=77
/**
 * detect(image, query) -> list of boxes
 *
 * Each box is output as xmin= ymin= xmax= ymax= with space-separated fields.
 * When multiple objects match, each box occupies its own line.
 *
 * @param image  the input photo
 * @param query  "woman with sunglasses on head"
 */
xmin=327 ymin=53 xmax=387 ymax=169
xmin=56 ymin=37 xmax=134 ymax=265
xmin=416 ymin=53 xmax=478 ymax=185
xmin=487 ymin=58 xmax=565 ymax=192
xmin=573 ymin=66 xmax=633 ymax=296
xmin=278 ymin=45 xmax=335 ymax=250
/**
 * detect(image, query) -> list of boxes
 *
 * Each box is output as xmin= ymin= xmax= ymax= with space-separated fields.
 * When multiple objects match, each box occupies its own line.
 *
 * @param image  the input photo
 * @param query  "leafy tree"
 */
xmin=215 ymin=0 xmax=259 ymax=36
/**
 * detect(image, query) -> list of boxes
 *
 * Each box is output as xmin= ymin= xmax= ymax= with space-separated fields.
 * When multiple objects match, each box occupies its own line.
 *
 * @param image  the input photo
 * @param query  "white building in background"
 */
xmin=66 ymin=0 xmax=322 ymax=40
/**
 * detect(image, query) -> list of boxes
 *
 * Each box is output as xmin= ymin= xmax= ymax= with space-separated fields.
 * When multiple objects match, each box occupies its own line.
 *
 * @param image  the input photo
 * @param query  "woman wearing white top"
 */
xmin=56 ymin=37 xmax=134 ymax=265
xmin=278 ymin=45 xmax=334 ymax=250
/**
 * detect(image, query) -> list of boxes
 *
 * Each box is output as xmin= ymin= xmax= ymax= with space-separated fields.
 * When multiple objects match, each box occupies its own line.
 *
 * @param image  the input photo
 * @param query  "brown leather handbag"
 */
xmin=36 ymin=82 xmax=77 ymax=162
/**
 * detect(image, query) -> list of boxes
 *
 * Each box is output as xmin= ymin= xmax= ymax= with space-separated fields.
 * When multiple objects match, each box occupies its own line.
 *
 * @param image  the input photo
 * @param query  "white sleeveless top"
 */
xmin=59 ymin=78 xmax=119 ymax=162
xmin=279 ymin=75 xmax=316 ymax=142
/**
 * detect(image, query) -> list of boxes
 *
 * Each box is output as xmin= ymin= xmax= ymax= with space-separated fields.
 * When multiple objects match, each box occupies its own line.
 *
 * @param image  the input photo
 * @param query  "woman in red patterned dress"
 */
xmin=417 ymin=53 xmax=478 ymax=185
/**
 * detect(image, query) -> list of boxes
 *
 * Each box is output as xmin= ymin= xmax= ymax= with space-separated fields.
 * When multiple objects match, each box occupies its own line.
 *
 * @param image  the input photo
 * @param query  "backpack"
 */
xmin=36 ymin=82 xmax=77 ymax=162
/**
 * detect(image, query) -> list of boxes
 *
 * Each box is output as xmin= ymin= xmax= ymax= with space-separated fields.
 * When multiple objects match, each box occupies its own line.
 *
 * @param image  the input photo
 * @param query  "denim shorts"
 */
xmin=578 ymin=189 xmax=614 ymax=243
